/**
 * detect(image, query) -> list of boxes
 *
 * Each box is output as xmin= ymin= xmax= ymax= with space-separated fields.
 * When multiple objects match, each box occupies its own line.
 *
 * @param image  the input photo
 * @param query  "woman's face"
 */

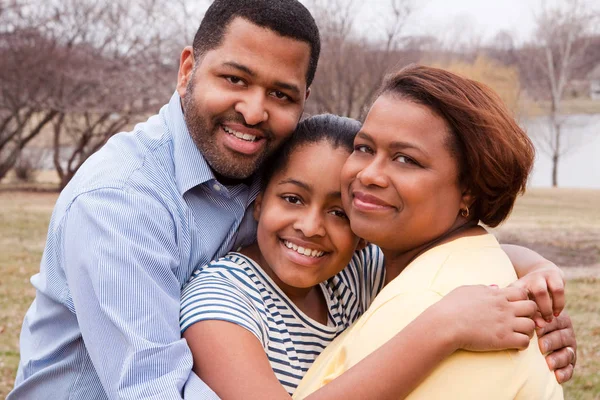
xmin=254 ymin=142 xmax=361 ymax=290
xmin=341 ymin=95 xmax=470 ymax=253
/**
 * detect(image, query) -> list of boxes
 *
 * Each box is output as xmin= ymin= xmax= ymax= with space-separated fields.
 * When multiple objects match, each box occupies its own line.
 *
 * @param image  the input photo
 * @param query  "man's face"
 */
xmin=177 ymin=18 xmax=312 ymax=180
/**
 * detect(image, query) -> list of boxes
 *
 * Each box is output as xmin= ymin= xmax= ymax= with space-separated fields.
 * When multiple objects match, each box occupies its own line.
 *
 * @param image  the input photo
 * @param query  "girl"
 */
xmin=180 ymin=114 xmax=565 ymax=399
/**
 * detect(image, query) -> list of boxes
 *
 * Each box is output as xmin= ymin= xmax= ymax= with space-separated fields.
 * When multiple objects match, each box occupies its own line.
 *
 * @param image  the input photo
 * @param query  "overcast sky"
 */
xmin=299 ymin=0 xmax=598 ymax=45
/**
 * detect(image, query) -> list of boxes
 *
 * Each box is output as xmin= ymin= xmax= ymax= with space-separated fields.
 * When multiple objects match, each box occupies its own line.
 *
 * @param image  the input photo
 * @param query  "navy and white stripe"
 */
xmin=180 ymin=244 xmax=385 ymax=395
xmin=9 ymin=92 xmax=259 ymax=400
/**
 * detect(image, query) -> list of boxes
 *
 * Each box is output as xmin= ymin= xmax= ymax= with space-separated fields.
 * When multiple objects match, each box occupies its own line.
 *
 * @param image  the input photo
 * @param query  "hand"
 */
xmin=435 ymin=285 xmax=538 ymax=352
xmin=537 ymin=312 xmax=577 ymax=383
xmin=510 ymin=263 xmax=565 ymax=324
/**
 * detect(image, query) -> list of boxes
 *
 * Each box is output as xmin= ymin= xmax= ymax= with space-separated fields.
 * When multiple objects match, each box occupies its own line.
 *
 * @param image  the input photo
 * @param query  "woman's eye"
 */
xmin=395 ymin=155 xmax=418 ymax=165
xmin=282 ymin=195 xmax=302 ymax=205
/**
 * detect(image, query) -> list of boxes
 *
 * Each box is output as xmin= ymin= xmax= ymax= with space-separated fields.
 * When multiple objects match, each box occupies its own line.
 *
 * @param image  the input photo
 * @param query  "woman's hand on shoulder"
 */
xmin=434 ymin=285 xmax=537 ymax=352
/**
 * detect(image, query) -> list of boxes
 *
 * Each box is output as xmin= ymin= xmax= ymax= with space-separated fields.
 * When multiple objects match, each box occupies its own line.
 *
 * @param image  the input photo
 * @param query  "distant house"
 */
xmin=589 ymin=64 xmax=600 ymax=100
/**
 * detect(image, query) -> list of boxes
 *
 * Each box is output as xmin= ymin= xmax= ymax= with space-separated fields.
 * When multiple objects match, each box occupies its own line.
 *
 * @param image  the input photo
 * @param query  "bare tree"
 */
xmin=305 ymin=0 xmax=417 ymax=119
xmin=520 ymin=0 xmax=598 ymax=186
xmin=0 ymin=0 xmax=205 ymax=187
xmin=0 ymin=4 xmax=61 ymax=179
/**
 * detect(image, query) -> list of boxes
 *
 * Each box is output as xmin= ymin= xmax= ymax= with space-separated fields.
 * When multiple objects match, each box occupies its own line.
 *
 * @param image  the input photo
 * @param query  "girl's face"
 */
xmin=341 ymin=95 xmax=471 ymax=254
xmin=254 ymin=142 xmax=361 ymax=290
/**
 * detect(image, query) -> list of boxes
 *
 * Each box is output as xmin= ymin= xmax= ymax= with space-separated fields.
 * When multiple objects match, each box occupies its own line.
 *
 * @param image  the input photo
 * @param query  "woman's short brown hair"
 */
xmin=380 ymin=64 xmax=535 ymax=227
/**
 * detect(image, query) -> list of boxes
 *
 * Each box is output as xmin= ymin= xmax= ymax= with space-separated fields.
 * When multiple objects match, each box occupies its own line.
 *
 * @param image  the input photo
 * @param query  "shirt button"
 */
xmin=213 ymin=183 xmax=221 ymax=192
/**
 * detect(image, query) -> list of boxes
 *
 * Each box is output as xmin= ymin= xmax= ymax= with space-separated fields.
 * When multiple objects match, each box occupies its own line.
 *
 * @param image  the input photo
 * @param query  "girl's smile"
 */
xmin=247 ymin=142 xmax=361 ymax=298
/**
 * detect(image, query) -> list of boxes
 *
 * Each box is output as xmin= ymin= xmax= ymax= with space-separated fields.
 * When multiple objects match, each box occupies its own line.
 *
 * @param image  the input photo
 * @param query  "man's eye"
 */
xmin=271 ymin=90 xmax=290 ymax=101
xmin=225 ymin=76 xmax=244 ymax=85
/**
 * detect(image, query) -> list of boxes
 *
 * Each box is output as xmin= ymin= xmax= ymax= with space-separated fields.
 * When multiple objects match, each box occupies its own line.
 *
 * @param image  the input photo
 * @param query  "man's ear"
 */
xmin=356 ymin=238 xmax=368 ymax=251
xmin=253 ymin=193 xmax=264 ymax=222
xmin=176 ymin=46 xmax=195 ymax=99
xmin=304 ymin=87 xmax=311 ymax=101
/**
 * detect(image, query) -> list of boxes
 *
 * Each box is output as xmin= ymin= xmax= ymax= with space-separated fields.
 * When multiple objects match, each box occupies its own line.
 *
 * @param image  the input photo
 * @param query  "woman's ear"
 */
xmin=459 ymin=189 xmax=475 ymax=215
xmin=253 ymin=193 xmax=264 ymax=222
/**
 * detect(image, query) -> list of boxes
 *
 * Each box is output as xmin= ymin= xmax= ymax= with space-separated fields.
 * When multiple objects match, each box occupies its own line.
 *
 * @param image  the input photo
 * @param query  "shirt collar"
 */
xmin=164 ymin=91 xmax=261 ymax=199
xmin=164 ymin=91 xmax=216 ymax=194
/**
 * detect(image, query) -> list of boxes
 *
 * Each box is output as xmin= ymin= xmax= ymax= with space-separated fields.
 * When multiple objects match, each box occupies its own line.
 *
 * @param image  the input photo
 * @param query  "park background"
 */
xmin=1 ymin=0 xmax=599 ymax=398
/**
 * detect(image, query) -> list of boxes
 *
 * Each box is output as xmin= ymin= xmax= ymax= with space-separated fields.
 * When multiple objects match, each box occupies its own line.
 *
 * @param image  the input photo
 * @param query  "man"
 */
xmin=9 ymin=1 xmax=318 ymax=399
xmin=9 ymin=0 xmax=576 ymax=399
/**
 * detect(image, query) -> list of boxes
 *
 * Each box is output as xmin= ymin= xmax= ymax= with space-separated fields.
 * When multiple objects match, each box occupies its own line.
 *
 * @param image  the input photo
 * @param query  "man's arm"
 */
xmin=63 ymin=188 xmax=216 ymax=399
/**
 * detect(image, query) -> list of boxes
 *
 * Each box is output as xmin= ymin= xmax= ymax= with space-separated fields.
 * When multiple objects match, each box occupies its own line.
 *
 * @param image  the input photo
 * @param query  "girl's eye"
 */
xmin=330 ymin=209 xmax=348 ymax=219
xmin=354 ymin=144 xmax=373 ymax=154
xmin=282 ymin=195 xmax=302 ymax=205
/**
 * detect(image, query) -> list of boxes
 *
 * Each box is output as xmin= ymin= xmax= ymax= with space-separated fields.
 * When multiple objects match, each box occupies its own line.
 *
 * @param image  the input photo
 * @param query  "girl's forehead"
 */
xmin=271 ymin=142 xmax=350 ymax=189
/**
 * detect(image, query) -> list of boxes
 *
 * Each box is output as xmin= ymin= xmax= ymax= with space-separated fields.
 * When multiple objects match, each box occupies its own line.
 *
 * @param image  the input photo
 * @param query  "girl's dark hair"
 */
xmin=261 ymin=114 xmax=361 ymax=189
xmin=380 ymin=65 xmax=535 ymax=227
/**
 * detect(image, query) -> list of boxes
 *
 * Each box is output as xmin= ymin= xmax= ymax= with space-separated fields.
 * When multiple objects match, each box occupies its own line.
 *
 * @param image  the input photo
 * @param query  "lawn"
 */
xmin=0 ymin=188 xmax=599 ymax=399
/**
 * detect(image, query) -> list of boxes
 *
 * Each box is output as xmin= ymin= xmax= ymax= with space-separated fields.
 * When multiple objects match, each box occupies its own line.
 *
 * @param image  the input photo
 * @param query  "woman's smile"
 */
xmin=350 ymin=190 xmax=396 ymax=212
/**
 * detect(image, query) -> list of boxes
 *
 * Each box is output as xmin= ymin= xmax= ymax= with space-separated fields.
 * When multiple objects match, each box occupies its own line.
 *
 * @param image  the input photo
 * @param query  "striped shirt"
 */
xmin=9 ymin=92 xmax=260 ymax=400
xmin=180 ymin=244 xmax=385 ymax=395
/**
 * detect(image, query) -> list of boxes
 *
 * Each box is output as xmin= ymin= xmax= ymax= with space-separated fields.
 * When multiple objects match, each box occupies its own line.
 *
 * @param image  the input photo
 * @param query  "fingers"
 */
xmin=527 ymin=279 xmax=553 ymax=322
xmin=555 ymin=364 xmax=574 ymax=384
xmin=547 ymin=274 xmax=566 ymax=317
xmin=513 ymin=317 xmax=536 ymax=339
xmin=511 ymin=299 xmax=538 ymax=318
xmin=545 ymin=346 xmax=577 ymax=371
xmin=502 ymin=286 xmax=529 ymax=302
xmin=506 ymin=332 xmax=531 ymax=351
xmin=538 ymin=323 xmax=575 ymax=355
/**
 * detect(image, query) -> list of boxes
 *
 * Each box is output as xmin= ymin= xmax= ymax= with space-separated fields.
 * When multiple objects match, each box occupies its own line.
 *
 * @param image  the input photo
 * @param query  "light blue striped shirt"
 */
xmin=180 ymin=245 xmax=386 ymax=394
xmin=9 ymin=92 xmax=260 ymax=399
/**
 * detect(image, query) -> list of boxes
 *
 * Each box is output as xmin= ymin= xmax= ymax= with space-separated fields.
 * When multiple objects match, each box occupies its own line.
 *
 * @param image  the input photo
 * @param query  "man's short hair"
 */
xmin=192 ymin=0 xmax=320 ymax=87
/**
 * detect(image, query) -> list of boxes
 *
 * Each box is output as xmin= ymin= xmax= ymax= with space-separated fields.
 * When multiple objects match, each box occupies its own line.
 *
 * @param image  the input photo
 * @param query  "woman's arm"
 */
xmin=501 ymin=244 xmax=577 ymax=383
xmin=184 ymin=286 xmax=536 ymax=400
xmin=501 ymin=244 xmax=565 ymax=319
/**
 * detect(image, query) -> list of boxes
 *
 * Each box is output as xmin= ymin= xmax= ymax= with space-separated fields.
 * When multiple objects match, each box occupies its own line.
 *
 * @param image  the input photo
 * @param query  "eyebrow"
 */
xmin=278 ymin=178 xmax=341 ymax=199
xmin=222 ymin=62 xmax=301 ymax=96
xmin=357 ymin=131 xmax=428 ymax=156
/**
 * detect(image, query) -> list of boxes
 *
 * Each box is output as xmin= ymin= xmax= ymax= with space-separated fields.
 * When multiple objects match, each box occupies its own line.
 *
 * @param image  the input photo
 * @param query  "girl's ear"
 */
xmin=253 ymin=193 xmax=264 ymax=222
xmin=356 ymin=238 xmax=368 ymax=251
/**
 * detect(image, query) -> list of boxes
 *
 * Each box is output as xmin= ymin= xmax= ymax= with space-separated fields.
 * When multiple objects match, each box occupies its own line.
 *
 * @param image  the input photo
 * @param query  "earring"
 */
xmin=460 ymin=206 xmax=470 ymax=218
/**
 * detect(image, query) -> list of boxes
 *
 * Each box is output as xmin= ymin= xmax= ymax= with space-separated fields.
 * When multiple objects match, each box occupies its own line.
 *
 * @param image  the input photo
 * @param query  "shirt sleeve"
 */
xmin=62 ymin=188 xmax=201 ymax=399
xmin=180 ymin=267 xmax=266 ymax=347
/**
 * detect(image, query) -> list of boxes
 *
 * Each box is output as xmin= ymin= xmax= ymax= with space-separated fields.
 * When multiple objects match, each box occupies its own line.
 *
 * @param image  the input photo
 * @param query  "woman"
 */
xmin=293 ymin=65 xmax=566 ymax=399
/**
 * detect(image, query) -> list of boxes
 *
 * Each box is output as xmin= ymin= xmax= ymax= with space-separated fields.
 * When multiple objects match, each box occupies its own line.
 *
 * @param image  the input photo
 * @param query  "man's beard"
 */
xmin=182 ymin=82 xmax=271 ymax=181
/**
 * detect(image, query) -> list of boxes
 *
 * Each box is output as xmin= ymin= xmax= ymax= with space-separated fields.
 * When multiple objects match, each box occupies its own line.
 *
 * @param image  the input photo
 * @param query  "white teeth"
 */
xmin=223 ymin=126 xmax=257 ymax=142
xmin=283 ymin=240 xmax=324 ymax=258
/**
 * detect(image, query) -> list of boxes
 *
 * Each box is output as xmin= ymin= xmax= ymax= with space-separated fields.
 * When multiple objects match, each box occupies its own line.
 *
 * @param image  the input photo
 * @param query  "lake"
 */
xmin=524 ymin=114 xmax=600 ymax=189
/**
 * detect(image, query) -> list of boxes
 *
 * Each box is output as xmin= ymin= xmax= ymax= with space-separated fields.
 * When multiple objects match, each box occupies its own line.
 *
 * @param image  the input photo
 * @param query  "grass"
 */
xmin=0 ymin=188 xmax=599 ymax=398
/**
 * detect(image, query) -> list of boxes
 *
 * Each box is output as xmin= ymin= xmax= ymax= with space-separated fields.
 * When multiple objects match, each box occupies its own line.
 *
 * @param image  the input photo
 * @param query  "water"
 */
xmin=524 ymin=114 xmax=600 ymax=189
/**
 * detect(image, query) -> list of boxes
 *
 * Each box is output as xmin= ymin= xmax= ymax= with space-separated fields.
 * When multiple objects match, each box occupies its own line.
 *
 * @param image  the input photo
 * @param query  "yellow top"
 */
xmin=293 ymin=233 xmax=563 ymax=399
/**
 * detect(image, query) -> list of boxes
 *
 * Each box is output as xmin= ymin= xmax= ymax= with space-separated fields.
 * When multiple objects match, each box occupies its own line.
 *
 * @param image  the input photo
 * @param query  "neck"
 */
xmin=239 ymin=243 xmax=328 ymax=324
xmin=382 ymin=222 xmax=484 ymax=285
